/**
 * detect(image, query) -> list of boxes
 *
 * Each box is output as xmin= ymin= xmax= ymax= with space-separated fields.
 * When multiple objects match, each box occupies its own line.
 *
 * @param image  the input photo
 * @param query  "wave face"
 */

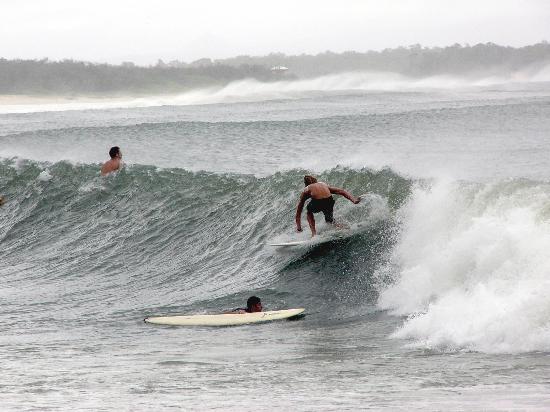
xmin=0 ymin=160 xmax=409 ymax=319
xmin=377 ymin=179 xmax=550 ymax=353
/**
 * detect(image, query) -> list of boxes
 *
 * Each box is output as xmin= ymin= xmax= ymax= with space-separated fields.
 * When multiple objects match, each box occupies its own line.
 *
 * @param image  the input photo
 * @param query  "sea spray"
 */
xmin=378 ymin=178 xmax=550 ymax=353
xmin=2 ymin=65 xmax=550 ymax=114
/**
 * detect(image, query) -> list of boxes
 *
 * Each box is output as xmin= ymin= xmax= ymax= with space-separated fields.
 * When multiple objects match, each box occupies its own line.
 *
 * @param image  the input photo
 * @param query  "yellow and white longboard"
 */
xmin=144 ymin=308 xmax=305 ymax=326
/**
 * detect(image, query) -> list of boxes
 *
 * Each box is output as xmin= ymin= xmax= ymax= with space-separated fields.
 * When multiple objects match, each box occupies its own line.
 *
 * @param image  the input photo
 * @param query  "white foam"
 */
xmin=37 ymin=169 xmax=52 ymax=182
xmin=378 ymin=178 xmax=550 ymax=353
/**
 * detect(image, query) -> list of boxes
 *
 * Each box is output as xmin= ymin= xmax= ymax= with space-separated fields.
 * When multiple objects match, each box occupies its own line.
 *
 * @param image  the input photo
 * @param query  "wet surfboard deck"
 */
xmin=144 ymin=308 xmax=305 ymax=326
xmin=268 ymin=230 xmax=350 ymax=247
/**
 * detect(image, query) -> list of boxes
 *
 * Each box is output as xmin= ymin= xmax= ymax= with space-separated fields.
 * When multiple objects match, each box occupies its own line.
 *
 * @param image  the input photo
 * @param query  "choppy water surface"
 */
xmin=2 ymin=80 xmax=550 ymax=410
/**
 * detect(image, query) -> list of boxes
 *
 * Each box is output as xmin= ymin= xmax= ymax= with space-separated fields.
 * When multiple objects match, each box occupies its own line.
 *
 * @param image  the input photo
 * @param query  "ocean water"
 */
xmin=2 ymin=75 xmax=550 ymax=410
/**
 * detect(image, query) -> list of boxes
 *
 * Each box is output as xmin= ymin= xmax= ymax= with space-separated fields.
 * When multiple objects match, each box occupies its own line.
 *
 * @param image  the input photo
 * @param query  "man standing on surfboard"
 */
xmin=296 ymin=175 xmax=361 ymax=237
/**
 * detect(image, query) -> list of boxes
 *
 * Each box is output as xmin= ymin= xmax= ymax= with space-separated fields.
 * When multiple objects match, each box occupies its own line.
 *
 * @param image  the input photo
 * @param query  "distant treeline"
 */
xmin=0 ymin=60 xmax=275 ymax=95
xmin=211 ymin=42 xmax=550 ymax=77
xmin=1 ymin=42 xmax=549 ymax=95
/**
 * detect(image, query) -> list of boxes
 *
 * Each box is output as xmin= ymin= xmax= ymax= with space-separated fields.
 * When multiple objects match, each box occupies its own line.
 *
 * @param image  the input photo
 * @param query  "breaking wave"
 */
xmin=377 ymin=178 xmax=550 ymax=353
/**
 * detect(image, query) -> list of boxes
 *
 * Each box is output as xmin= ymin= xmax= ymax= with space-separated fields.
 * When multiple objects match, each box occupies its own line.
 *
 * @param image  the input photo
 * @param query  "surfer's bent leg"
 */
xmin=306 ymin=199 xmax=320 ymax=236
xmin=306 ymin=211 xmax=316 ymax=237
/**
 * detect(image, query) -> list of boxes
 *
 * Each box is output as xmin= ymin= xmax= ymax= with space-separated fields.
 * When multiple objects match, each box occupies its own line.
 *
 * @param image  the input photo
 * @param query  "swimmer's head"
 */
xmin=246 ymin=296 xmax=262 ymax=312
xmin=109 ymin=146 xmax=121 ymax=159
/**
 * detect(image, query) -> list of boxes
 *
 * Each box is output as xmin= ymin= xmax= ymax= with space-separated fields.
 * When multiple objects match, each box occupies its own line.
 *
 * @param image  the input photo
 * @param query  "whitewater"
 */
xmin=2 ymin=73 xmax=550 ymax=410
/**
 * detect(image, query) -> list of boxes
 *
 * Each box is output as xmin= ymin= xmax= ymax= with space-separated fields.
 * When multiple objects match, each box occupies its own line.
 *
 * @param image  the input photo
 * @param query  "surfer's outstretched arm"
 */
xmin=329 ymin=186 xmax=361 ymax=204
xmin=295 ymin=191 xmax=310 ymax=231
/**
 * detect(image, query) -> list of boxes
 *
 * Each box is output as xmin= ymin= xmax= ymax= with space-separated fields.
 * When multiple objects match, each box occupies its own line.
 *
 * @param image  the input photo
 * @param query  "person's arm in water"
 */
xmin=295 ymin=190 xmax=311 ymax=232
xmin=329 ymin=186 xmax=361 ymax=204
xmin=224 ymin=308 xmax=247 ymax=314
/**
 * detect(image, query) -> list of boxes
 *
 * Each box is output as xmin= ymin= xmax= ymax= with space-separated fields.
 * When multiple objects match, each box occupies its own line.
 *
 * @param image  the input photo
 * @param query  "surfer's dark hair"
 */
xmin=304 ymin=175 xmax=317 ymax=186
xmin=109 ymin=146 xmax=120 ymax=158
xmin=247 ymin=296 xmax=261 ymax=309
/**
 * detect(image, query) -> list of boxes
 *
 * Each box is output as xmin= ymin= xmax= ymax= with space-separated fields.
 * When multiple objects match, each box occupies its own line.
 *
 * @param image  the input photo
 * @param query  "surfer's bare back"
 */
xmin=101 ymin=146 xmax=123 ymax=176
xmin=295 ymin=175 xmax=361 ymax=237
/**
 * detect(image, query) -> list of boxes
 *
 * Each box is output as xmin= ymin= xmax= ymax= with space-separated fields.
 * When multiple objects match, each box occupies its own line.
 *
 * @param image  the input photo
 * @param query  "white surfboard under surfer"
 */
xmin=295 ymin=175 xmax=361 ymax=237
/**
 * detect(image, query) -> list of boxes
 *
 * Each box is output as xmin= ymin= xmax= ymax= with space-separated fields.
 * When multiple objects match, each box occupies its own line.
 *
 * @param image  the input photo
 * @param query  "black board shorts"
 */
xmin=307 ymin=196 xmax=335 ymax=223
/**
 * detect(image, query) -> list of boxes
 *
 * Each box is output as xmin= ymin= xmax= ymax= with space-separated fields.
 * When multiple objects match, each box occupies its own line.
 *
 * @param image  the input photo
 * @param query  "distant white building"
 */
xmin=270 ymin=65 xmax=289 ymax=74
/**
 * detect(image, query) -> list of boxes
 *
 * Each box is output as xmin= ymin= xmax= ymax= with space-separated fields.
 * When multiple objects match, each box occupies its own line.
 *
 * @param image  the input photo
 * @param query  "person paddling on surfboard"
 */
xmin=228 ymin=296 xmax=263 ymax=314
xmin=296 ymin=175 xmax=361 ymax=237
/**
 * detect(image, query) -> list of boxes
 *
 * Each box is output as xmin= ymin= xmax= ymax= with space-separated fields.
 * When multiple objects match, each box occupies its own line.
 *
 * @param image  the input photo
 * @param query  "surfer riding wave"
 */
xmin=295 ymin=175 xmax=361 ymax=237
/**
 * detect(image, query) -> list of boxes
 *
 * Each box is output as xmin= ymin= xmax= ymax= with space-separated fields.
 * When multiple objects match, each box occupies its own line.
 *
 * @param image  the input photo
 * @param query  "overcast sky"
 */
xmin=1 ymin=0 xmax=549 ymax=65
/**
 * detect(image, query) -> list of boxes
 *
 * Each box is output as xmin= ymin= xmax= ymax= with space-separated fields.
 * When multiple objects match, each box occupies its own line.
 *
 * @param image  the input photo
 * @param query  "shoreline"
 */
xmin=0 ymin=92 xmax=197 ymax=113
xmin=0 ymin=94 xmax=156 ymax=106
